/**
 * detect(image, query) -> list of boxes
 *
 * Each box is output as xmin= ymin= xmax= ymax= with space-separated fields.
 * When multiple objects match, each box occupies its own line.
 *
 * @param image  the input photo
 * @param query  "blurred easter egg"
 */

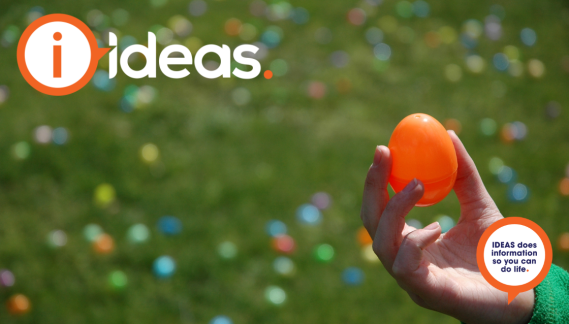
xmin=272 ymin=234 xmax=295 ymax=254
xmin=153 ymin=255 xmax=176 ymax=278
xmin=291 ymin=7 xmax=309 ymax=24
xmin=265 ymin=286 xmax=286 ymax=305
xmin=217 ymin=241 xmax=238 ymax=259
xmin=189 ymin=0 xmax=207 ymax=16
xmin=266 ymin=220 xmax=287 ymax=237
xmin=342 ymin=267 xmax=364 ymax=285
xmin=544 ymin=101 xmax=561 ymax=119
xmin=84 ymin=224 xmax=103 ymax=242
xmin=361 ymin=244 xmax=380 ymax=263
xmin=313 ymin=244 xmax=335 ymax=262
xmin=0 ymin=269 xmax=15 ymax=287
xmin=307 ymin=81 xmax=326 ymax=99
xmin=424 ymin=31 xmax=441 ymax=48
xmin=347 ymin=8 xmax=366 ymax=26
xmin=210 ymin=315 xmax=233 ymax=324
xmin=559 ymin=178 xmax=569 ymax=196
xmin=444 ymin=118 xmax=462 ymax=135
xmin=357 ymin=227 xmax=373 ymax=246
xmin=52 ymin=127 xmax=68 ymax=145
xmin=127 ymin=224 xmax=150 ymax=244
xmin=140 ymin=143 xmax=159 ymax=163
xmin=296 ymin=204 xmax=322 ymax=225
xmin=336 ymin=78 xmax=351 ymax=94
xmin=0 ymin=85 xmax=9 ymax=105
xmin=388 ymin=113 xmax=458 ymax=206
xmin=520 ymin=28 xmax=537 ymax=46
xmin=528 ymin=59 xmax=545 ymax=78
xmin=93 ymin=233 xmax=114 ymax=254
xmin=435 ymin=215 xmax=455 ymax=233
xmin=224 ymin=18 xmax=242 ymax=36
xmin=311 ymin=192 xmax=332 ymax=210
xmin=497 ymin=166 xmax=516 ymax=184
xmin=157 ymin=216 xmax=182 ymax=235
xmin=94 ymin=183 xmax=115 ymax=208
xmin=7 ymin=294 xmax=30 ymax=315
xmin=508 ymin=183 xmax=529 ymax=202
xmin=273 ymin=256 xmax=295 ymax=276
xmin=406 ymin=218 xmax=423 ymax=229
xmin=47 ymin=230 xmax=67 ymax=248
xmin=558 ymin=233 xmax=569 ymax=252
xmin=12 ymin=141 xmax=30 ymax=160
xmin=109 ymin=270 xmax=128 ymax=290
xmin=92 ymin=70 xmax=115 ymax=91
xmin=480 ymin=118 xmax=497 ymax=136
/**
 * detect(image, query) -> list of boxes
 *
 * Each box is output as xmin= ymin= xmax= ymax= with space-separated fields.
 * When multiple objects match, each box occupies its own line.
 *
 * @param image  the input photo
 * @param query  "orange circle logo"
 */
xmin=476 ymin=217 xmax=552 ymax=304
xmin=17 ymin=14 xmax=109 ymax=96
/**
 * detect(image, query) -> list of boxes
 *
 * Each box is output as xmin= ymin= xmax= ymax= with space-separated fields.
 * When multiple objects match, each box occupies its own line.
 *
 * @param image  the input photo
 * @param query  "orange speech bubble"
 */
xmin=476 ymin=217 xmax=552 ymax=304
xmin=17 ymin=14 xmax=110 ymax=96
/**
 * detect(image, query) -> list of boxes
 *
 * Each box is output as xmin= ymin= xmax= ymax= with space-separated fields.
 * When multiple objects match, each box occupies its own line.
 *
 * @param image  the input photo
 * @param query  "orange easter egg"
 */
xmin=272 ymin=235 xmax=295 ymax=254
xmin=93 ymin=233 xmax=114 ymax=254
xmin=388 ymin=113 xmax=458 ymax=206
xmin=558 ymin=233 xmax=569 ymax=252
xmin=357 ymin=227 xmax=373 ymax=246
xmin=7 ymin=294 xmax=30 ymax=315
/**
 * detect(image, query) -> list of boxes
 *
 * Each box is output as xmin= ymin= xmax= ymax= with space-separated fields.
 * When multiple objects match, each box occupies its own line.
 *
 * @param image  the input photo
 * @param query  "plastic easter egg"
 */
xmin=272 ymin=235 xmax=295 ymax=254
xmin=388 ymin=113 xmax=458 ymax=206
xmin=7 ymin=294 xmax=30 ymax=315
xmin=342 ymin=267 xmax=364 ymax=285
xmin=93 ymin=233 xmax=114 ymax=254
xmin=356 ymin=227 xmax=373 ymax=246
xmin=558 ymin=233 xmax=569 ymax=252
xmin=109 ymin=270 xmax=128 ymax=290
xmin=0 ymin=269 xmax=15 ymax=287
xmin=153 ymin=255 xmax=176 ymax=278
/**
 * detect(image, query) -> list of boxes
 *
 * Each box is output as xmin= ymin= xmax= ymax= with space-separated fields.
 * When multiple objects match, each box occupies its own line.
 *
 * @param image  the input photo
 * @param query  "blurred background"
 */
xmin=1 ymin=0 xmax=569 ymax=323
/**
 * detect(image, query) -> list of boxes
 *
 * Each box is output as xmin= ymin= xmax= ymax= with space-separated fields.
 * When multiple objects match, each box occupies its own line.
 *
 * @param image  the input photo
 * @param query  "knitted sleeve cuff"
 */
xmin=460 ymin=264 xmax=569 ymax=324
xmin=528 ymin=264 xmax=569 ymax=324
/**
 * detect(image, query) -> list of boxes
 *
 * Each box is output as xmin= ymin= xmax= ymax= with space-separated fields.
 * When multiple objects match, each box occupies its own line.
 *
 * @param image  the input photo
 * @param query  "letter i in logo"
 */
xmin=53 ymin=32 xmax=62 ymax=78
xmin=17 ymin=14 xmax=110 ymax=96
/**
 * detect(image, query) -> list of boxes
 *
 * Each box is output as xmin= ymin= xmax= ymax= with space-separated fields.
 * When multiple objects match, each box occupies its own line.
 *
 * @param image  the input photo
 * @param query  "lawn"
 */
xmin=1 ymin=0 xmax=569 ymax=323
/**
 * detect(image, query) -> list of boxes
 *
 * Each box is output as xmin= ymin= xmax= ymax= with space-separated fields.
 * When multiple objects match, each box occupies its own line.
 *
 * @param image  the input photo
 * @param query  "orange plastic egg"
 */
xmin=357 ymin=227 xmax=373 ymax=246
xmin=388 ymin=113 xmax=458 ymax=206
xmin=93 ymin=233 xmax=114 ymax=254
xmin=558 ymin=233 xmax=569 ymax=252
xmin=7 ymin=294 xmax=30 ymax=315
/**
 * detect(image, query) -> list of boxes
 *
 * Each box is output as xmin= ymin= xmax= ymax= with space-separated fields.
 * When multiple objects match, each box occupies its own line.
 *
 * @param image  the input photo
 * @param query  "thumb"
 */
xmin=391 ymin=222 xmax=441 ymax=280
xmin=448 ymin=130 xmax=500 ymax=220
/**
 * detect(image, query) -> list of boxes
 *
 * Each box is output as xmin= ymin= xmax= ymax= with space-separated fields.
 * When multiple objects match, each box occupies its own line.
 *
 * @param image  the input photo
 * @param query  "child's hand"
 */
xmin=360 ymin=131 xmax=534 ymax=324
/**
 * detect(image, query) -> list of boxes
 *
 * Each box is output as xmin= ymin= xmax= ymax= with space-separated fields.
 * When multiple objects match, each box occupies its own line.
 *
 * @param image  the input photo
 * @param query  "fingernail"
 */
xmin=373 ymin=146 xmax=382 ymax=165
xmin=402 ymin=178 xmax=418 ymax=193
xmin=424 ymin=222 xmax=440 ymax=230
xmin=448 ymin=130 xmax=456 ymax=136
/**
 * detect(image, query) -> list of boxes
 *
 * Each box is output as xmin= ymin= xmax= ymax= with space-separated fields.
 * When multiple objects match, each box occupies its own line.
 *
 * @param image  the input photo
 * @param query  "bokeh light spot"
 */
xmin=141 ymin=143 xmax=159 ymax=163
xmin=153 ymin=256 xmax=176 ymax=278
xmin=265 ymin=286 xmax=286 ymax=305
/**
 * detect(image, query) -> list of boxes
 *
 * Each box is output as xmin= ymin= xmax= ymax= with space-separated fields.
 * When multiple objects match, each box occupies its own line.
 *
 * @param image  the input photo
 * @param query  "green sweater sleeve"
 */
xmin=528 ymin=264 xmax=569 ymax=324
xmin=461 ymin=264 xmax=569 ymax=324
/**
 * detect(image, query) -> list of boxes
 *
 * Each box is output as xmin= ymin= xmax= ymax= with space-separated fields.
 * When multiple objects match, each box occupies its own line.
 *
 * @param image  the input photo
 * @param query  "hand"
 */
xmin=360 ymin=131 xmax=534 ymax=324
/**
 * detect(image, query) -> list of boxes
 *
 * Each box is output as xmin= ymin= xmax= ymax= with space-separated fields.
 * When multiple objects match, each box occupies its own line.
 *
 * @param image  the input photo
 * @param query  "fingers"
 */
xmin=448 ymin=130 xmax=499 ymax=220
xmin=360 ymin=146 xmax=392 ymax=237
xmin=391 ymin=221 xmax=441 ymax=281
xmin=373 ymin=179 xmax=424 ymax=272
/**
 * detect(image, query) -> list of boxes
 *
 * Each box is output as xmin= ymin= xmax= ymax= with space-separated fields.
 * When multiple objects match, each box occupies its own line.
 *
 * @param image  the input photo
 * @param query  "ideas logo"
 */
xmin=18 ymin=14 xmax=269 ymax=96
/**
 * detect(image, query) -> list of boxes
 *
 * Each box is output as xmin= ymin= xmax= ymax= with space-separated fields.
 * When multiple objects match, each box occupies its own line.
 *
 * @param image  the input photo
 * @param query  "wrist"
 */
xmin=509 ymin=289 xmax=534 ymax=324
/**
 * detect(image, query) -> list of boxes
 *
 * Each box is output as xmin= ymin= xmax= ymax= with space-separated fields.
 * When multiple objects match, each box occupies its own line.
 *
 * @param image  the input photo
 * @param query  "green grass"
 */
xmin=1 ymin=0 xmax=569 ymax=323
